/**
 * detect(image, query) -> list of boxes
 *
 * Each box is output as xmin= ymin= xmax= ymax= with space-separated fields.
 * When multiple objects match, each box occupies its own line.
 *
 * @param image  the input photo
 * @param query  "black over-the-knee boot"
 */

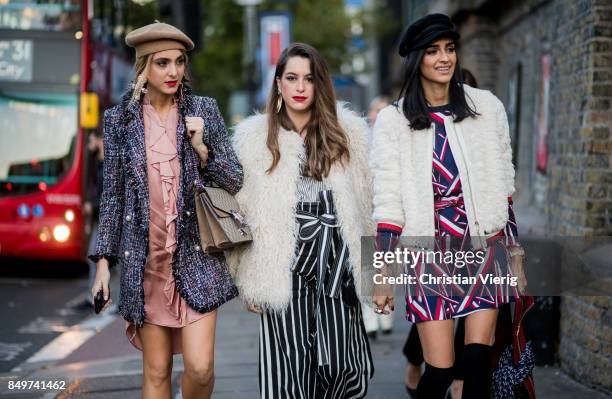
xmin=461 ymin=343 xmax=493 ymax=399
xmin=417 ymin=362 xmax=454 ymax=399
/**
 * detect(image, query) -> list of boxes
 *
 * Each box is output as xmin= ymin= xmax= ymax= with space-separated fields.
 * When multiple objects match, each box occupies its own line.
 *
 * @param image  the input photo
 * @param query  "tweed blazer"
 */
xmin=90 ymin=85 xmax=243 ymax=327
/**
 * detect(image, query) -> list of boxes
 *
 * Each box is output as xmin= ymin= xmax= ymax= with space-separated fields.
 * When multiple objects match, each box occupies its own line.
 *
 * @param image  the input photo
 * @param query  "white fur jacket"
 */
xmin=228 ymin=104 xmax=375 ymax=312
xmin=370 ymin=85 xmax=515 ymax=240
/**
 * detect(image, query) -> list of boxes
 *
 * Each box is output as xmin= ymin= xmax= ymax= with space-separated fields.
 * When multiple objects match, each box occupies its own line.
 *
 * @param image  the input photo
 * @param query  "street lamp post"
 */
xmin=235 ymin=0 xmax=262 ymax=112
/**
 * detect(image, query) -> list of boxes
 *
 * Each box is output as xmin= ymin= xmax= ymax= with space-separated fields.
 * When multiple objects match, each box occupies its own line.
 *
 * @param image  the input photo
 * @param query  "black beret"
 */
xmin=398 ymin=13 xmax=460 ymax=57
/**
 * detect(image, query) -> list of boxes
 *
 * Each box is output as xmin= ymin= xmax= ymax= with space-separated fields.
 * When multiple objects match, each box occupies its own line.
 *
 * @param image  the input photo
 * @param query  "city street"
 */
xmin=0 ymin=0 xmax=610 ymax=397
xmin=0 ymin=259 xmax=609 ymax=398
xmin=0 ymin=261 xmax=95 ymax=373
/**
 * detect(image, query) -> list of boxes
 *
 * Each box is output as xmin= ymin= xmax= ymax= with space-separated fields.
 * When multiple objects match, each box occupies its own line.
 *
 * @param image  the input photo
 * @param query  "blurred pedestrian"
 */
xmin=370 ymin=13 xmax=531 ymax=399
xmin=229 ymin=43 xmax=374 ymax=399
xmin=367 ymin=95 xmax=391 ymax=125
xmin=362 ymin=95 xmax=395 ymax=341
xmin=90 ymin=22 xmax=243 ymax=399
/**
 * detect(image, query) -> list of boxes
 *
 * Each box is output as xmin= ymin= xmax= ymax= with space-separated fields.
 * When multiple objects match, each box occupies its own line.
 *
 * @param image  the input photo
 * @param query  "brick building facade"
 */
xmin=378 ymin=0 xmax=611 ymax=393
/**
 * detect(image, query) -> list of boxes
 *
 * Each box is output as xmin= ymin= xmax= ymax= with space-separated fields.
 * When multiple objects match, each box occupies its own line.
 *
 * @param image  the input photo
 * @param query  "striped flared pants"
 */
xmin=258 ymin=194 xmax=374 ymax=398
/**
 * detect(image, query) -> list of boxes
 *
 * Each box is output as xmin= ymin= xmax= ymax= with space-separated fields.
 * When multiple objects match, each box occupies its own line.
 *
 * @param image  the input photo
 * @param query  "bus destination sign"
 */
xmin=0 ymin=39 xmax=33 ymax=82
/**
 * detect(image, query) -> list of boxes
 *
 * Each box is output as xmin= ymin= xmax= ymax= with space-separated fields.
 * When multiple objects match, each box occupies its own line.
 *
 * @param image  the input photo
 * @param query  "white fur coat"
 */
xmin=370 ymin=85 xmax=515 ymax=240
xmin=228 ymin=104 xmax=375 ymax=312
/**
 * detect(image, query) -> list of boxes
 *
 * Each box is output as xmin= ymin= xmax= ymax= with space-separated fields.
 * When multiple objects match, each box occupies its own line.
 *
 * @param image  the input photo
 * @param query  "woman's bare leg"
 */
xmin=180 ymin=311 xmax=217 ymax=399
xmin=416 ymin=319 xmax=455 ymax=398
xmin=464 ymin=308 xmax=498 ymax=345
xmin=417 ymin=319 xmax=454 ymax=367
xmin=139 ymin=324 xmax=174 ymax=399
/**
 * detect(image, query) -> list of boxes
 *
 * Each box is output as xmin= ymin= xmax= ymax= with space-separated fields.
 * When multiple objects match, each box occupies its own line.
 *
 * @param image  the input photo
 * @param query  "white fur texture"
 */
xmin=228 ymin=104 xmax=375 ymax=312
xmin=370 ymin=85 xmax=515 ymax=237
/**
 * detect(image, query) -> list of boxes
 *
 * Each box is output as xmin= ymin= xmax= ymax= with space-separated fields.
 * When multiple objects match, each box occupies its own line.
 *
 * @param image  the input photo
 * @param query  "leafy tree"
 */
xmin=191 ymin=0 xmax=244 ymax=115
xmin=125 ymin=1 xmax=160 ymax=32
xmin=192 ymin=0 xmax=353 ymax=116
xmin=279 ymin=0 xmax=351 ymax=73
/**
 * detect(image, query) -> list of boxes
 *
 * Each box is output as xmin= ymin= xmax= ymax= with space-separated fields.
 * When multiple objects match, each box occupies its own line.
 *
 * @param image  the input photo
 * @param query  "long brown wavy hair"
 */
xmin=266 ymin=43 xmax=350 ymax=180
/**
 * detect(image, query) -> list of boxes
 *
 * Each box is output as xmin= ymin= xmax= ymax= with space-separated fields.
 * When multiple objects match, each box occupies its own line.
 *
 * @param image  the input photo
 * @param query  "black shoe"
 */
xmin=405 ymin=385 xmax=417 ymax=398
xmin=382 ymin=328 xmax=393 ymax=335
xmin=366 ymin=331 xmax=377 ymax=341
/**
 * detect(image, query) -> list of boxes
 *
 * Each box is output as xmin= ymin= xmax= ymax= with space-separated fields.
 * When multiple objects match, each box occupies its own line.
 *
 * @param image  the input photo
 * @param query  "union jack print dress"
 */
xmin=380 ymin=105 xmax=521 ymax=323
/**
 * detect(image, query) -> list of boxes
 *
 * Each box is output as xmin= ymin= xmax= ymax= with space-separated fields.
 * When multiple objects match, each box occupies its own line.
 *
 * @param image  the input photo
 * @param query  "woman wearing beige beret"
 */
xmin=90 ymin=22 xmax=243 ymax=398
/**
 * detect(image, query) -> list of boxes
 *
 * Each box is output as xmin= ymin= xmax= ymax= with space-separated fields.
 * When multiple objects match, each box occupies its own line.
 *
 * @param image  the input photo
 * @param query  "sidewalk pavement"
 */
xmin=1 ymin=299 xmax=610 ymax=399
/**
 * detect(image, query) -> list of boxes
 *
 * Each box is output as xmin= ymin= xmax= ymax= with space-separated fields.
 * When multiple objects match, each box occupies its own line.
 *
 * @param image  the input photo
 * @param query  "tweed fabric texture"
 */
xmin=90 ymin=85 xmax=243 ymax=327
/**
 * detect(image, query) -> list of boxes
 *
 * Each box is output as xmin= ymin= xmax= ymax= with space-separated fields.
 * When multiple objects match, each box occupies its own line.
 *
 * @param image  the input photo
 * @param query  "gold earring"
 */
xmin=276 ymin=92 xmax=283 ymax=113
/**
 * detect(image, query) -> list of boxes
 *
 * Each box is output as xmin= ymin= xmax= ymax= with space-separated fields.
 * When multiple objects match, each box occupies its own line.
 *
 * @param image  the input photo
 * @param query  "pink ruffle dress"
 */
xmin=126 ymin=98 xmax=209 ymax=353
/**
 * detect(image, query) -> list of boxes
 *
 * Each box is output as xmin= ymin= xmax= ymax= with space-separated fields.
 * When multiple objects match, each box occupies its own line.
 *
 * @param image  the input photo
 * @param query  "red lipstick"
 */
xmin=166 ymin=80 xmax=178 ymax=87
xmin=292 ymin=96 xmax=307 ymax=102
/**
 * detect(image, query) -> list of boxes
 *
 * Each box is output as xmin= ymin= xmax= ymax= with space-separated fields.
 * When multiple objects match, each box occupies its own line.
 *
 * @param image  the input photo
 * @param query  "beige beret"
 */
xmin=125 ymin=22 xmax=194 ymax=58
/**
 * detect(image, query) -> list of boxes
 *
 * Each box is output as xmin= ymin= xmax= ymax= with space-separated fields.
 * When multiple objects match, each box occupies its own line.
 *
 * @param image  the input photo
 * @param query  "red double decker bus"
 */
xmin=0 ymin=0 xmax=131 ymax=262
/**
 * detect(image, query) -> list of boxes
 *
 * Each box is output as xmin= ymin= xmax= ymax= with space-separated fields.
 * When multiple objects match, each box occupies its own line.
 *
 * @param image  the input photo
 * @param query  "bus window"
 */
xmin=0 ymin=0 xmax=81 ymax=32
xmin=0 ymin=91 xmax=78 ymax=196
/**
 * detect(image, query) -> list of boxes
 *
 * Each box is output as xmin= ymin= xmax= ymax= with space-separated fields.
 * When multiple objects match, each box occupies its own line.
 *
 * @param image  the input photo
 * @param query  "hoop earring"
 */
xmin=276 ymin=92 xmax=283 ymax=113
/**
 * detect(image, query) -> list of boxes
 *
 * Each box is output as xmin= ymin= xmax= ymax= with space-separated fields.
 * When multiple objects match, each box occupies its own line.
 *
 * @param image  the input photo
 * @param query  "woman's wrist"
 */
xmin=96 ymin=258 xmax=110 ymax=269
xmin=194 ymin=143 xmax=206 ymax=154
xmin=507 ymin=245 xmax=525 ymax=258
xmin=194 ymin=144 xmax=208 ymax=165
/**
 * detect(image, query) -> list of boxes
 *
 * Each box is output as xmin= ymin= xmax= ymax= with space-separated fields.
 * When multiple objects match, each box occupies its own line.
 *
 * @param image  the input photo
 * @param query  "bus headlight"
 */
xmin=64 ymin=210 xmax=75 ymax=222
xmin=39 ymin=227 xmax=51 ymax=242
xmin=53 ymin=225 xmax=71 ymax=242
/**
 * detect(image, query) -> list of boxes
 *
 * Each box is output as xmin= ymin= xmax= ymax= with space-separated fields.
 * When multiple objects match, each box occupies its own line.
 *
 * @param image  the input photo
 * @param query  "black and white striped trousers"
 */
xmin=259 ymin=196 xmax=374 ymax=399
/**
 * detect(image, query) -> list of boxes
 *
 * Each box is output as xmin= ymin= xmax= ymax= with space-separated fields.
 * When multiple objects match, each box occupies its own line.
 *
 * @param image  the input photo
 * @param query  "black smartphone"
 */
xmin=94 ymin=288 xmax=109 ymax=314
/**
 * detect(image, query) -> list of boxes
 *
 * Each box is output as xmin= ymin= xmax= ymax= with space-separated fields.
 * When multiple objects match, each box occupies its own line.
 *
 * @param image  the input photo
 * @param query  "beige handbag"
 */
xmin=195 ymin=185 xmax=252 ymax=253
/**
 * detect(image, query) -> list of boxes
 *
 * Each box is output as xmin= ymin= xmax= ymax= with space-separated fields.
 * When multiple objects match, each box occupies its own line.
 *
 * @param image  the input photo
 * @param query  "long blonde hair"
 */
xmin=129 ymin=50 xmax=191 ymax=104
xmin=266 ymin=43 xmax=349 ymax=181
